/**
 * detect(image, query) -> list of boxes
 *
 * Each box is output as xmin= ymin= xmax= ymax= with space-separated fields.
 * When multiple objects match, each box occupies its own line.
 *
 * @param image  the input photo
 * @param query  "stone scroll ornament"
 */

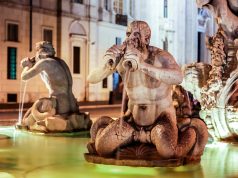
xmin=19 ymin=41 xmax=91 ymax=133
xmin=85 ymin=21 xmax=208 ymax=167
xmin=181 ymin=0 xmax=238 ymax=140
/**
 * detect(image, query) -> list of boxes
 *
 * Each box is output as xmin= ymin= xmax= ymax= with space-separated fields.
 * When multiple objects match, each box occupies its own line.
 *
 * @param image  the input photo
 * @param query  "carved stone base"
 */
xmin=84 ymin=153 xmax=183 ymax=167
xmin=17 ymin=111 xmax=92 ymax=133
xmin=85 ymin=144 xmax=200 ymax=167
xmin=15 ymin=124 xmax=90 ymax=137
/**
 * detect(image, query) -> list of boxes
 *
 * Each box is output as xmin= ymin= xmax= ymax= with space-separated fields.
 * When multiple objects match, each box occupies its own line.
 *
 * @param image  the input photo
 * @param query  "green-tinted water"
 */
xmin=0 ymin=126 xmax=237 ymax=178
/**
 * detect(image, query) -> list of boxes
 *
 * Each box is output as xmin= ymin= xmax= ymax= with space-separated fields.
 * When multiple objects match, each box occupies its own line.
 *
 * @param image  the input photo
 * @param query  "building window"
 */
xmin=73 ymin=0 xmax=83 ymax=4
xmin=43 ymin=29 xmax=53 ymax=43
xmin=7 ymin=94 xmax=17 ymax=103
xmin=104 ymin=0 xmax=109 ymax=10
xmin=7 ymin=23 xmax=18 ymax=42
xmin=164 ymin=0 xmax=168 ymax=18
xmin=129 ymin=0 xmax=135 ymax=17
xmin=116 ymin=37 xmax=122 ymax=45
xmin=73 ymin=46 xmax=80 ymax=74
xmin=7 ymin=47 xmax=17 ymax=80
xmin=102 ymin=78 xmax=108 ymax=88
xmin=113 ymin=0 xmax=123 ymax=14
xmin=163 ymin=37 xmax=168 ymax=51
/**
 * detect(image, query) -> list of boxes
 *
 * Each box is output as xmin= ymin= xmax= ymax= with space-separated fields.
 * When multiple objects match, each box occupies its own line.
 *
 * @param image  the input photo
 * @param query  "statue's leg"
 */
xmin=151 ymin=112 xmax=196 ymax=158
xmin=87 ymin=116 xmax=113 ymax=154
xmin=187 ymin=118 xmax=208 ymax=158
xmin=54 ymin=93 xmax=71 ymax=115
xmin=94 ymin=117 xmax=135 ymax=156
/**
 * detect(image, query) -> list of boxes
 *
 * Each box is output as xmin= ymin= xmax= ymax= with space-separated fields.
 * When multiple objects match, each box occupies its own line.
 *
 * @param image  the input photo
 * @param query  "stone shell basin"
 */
xmin=200 ymin=68 xmax=238 ymax=140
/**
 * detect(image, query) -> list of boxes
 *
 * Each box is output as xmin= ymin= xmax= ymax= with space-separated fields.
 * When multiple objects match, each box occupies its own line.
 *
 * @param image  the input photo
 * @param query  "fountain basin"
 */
xmin=0 ymin=126 xmax=238 ymax=178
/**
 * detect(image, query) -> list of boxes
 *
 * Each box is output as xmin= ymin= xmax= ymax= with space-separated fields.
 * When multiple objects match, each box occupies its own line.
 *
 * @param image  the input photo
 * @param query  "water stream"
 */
xmin=116 ymin=67 xmax=131 ymax=159
xmin=18 ymin=80 xmax=28 ymax=124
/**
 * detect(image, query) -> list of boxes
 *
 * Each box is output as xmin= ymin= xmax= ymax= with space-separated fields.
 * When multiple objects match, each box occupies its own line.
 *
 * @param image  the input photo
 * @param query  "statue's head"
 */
xmin=125 ymin=21 xmax=151 ymax=50
xmin=35 ymin=41 xmax=55 ymax=60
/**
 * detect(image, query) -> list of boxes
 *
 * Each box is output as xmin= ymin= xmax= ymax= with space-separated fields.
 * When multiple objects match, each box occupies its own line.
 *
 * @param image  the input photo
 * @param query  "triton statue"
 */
xmin=20 ymin=41 xmax=91 ymax=132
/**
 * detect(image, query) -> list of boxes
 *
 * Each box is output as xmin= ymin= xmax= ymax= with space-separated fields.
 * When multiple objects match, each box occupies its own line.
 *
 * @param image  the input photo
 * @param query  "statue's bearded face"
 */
xmin=125 ymin=27 xmax=143 ymax=50
xmin=125 ymin=21 xmax=151 ymax=51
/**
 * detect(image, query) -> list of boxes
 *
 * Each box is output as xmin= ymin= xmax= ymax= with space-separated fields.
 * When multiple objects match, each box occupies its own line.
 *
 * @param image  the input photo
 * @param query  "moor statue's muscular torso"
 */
xmin=116 ymin=47 xmax=176 ymax=126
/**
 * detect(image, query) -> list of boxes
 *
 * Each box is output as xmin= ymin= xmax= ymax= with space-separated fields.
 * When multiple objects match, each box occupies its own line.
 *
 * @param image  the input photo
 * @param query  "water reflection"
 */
xmin=0 ymin=127 xmax=237 ymax=178
xmin=202 ymin=142 xmax=238 ymax=178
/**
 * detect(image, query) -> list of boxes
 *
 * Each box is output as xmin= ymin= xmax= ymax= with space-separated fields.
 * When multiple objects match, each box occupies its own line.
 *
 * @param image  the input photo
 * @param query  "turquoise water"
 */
xmin=0 ymin=126 xmax=237 ymax=178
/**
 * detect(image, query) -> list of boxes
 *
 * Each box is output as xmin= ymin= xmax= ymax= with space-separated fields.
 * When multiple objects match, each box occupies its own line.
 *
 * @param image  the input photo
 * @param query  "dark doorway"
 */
xmin=197 ymin=32 xmax=202 ymax=62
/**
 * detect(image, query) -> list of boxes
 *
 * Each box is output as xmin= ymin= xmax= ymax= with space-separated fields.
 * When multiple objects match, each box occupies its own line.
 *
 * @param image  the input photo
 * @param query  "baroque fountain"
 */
xmin=1 ymin=1 xmax=238 ymax=177
xmin=85 ymin=21 xmax=208 ymax=167
xmin=182 ymin=0 xmax=238 ymax=140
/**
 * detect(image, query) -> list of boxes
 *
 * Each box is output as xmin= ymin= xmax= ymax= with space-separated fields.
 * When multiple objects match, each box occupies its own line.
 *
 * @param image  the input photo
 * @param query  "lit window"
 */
xmin=73 ymin=46 xmax=80 ymax=74
xmin=164 ymin=0 xmax=168 ymax=18
xmin=73 ymin=0 xmax=83 ymax=4
xmin=7 ymin=23 xmax=18 ymax=42
xmin=7 ymin=47 xmax=17 ymax=80
xmin=102 ymin=78 xmax=108 ymax=88
xmin=43 ymin=29 xmax=53 ymax=43
xmin=113 ymin=0 xmax=123 ymax=14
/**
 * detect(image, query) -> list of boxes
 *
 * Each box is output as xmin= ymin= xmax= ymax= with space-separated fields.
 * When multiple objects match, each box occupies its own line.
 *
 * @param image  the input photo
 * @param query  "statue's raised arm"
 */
xmin=87 ymin=44 xmax=126 ymax=84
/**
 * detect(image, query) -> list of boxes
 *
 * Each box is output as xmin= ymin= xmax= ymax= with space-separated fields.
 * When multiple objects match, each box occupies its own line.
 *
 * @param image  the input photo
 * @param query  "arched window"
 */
xmin=69 ymin=21 xmax=86 ymax=36
xmin=129 ymin=0 xmax=135 ymax=17
xmin=113 ymin=0 xmax=123 ymax=14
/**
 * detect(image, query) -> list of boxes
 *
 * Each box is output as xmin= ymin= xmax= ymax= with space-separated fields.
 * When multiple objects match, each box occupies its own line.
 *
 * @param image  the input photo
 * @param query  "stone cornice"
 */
xmin=0 ymin=1 xmax=99 ymax=21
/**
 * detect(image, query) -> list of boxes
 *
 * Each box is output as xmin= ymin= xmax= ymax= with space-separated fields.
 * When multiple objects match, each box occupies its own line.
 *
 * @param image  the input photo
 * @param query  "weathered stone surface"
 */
xmin=86 ymin=21 xmax=208 ymax=166
xmin=19 ymin=42 xmax=91 ymax=133
xmin=45 ymin=117 xmax=67 ymax=132
xmin=181 ymin=1 xmax=238 ymax=140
